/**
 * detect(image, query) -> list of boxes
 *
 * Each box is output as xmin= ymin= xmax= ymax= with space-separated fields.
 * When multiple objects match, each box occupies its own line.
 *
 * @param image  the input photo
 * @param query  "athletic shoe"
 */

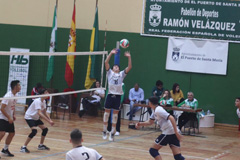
xmin=102 ymin=131 xmax=107 ymax=140
xmin=78 ymin=110 xmax=86 ymax=117
xmin=1 ymin=148 xmax=14 ymax=157
xmin=38 ymin=145 xmax=50 ymax=150
xmin=20 ymin=146 xmax=30 ymax=153
xmin=109 ymin=133 xmax=114 ymax=141
xmin=115 ymin=131 xmax=120 ymax=136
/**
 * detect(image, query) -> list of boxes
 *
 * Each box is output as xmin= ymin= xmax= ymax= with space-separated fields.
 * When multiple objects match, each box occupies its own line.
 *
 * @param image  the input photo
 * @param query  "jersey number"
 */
xmin=82 ymin=152 xmax=90 ymax=160
xmin=114 ymin=79 xmax=118 ymax=85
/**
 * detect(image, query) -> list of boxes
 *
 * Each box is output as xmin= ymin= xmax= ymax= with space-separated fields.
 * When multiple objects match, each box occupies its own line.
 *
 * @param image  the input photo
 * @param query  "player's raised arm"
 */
xmin=124 ymin=51 xmax=132 ymax=74
xmin=105 ymin=49 xmax=117 ymax=71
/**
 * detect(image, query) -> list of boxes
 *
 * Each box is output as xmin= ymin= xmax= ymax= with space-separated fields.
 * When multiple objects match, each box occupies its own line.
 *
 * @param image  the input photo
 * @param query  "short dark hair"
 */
xmin=236 ymin=97 xmax=240 ymax=100
xmin=36 ymin=83 xmax=42 ymax=89
xmin=10 ymin=80 xmax=20 ymax=90
xmin=95 ymin=80 xmax=100 ymax=85
xmin=112 ymin=64 xmax=120 ymax=70
xmin=70 ymin=129 xmax=82 ymax=144
xmin=148 ymin=96 xmax=159 ymax=105
xmin=156 ymin=80 xmax=163 ymax=87
xmin=38 ymin=88 xmax=47 ymax=95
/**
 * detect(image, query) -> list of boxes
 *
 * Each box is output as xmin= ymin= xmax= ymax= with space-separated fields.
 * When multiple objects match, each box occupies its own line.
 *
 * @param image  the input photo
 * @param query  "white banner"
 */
xmin=166 ymin=37 xmax=229 ymax=75
xmin=8 ymin=48 xmax=30 ymax=104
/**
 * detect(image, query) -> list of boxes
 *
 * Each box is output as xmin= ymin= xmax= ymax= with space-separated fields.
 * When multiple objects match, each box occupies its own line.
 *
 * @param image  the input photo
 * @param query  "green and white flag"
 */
xmin=46 ymin=2 xmax=57 ymax=82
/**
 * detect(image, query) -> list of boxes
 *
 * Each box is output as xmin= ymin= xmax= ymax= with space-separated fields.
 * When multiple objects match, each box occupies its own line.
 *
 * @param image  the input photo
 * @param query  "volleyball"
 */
xmin=120 ymin=39 xmax=129 ymax=48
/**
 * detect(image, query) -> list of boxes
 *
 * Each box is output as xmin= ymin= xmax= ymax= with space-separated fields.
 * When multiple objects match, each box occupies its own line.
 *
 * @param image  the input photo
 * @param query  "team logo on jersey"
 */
xmin=149 ymin=3 xmax=162 ymax=27
xmin=172 ymin=47 xmax=180 ymax=62
xmin=112 ymin=73 xmax=120 ymax=85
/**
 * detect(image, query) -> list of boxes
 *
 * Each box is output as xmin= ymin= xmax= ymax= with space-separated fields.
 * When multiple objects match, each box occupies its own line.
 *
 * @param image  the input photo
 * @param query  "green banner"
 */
xmin=142 ymin=0 xmax=240 ymax=42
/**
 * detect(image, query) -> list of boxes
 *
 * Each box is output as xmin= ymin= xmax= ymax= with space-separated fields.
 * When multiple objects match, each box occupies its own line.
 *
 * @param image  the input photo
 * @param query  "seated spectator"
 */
xmin=159 ymin=90 xmax=174 ymax=115
xmin=177 ymin=92 xmax=198 ymax=130
xmin=126 ymin=83 xmax=144 ymax=124
xmin=79 ymin=81 xmax=105 ymax=117
xmin=170 ymin=83 xmax=184 ymax=106
xmin=147 ymin=80 xmax=164 ymax=115
xmin=151 ymin=80 xmax=164 ymax=99
xmin=235 ymin=97 xmax=240 ymax=131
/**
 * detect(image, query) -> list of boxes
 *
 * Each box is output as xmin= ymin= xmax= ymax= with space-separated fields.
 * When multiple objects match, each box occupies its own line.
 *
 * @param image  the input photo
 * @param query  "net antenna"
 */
xmin=0 ymin=51 xmax=107 ymax=101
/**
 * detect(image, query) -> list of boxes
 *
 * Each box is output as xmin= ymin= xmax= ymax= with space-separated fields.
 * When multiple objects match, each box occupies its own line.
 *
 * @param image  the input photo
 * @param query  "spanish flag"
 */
xmin=65 ymin=1 xmax=76 ymax=87
xmin=84 ymin=6 xmax=99 ymax=89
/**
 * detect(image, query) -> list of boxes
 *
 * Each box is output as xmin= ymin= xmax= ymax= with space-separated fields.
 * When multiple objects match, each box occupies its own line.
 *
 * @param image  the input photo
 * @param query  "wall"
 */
xmin=0 ymin=0 xmax=239 ymax=125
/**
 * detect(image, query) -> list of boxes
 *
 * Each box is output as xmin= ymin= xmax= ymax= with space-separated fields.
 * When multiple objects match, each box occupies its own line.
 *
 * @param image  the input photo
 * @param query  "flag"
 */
xmin=65 ymin=2 xmax=76 ymax=87
xmin=46 ymin=1 xmax=57 ymax=82
xmin=84 ymin=6 xmax=99 ymax=89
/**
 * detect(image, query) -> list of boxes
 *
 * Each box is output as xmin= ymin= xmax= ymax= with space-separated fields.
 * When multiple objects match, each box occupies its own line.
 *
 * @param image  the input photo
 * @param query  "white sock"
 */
xmin=111 ymin=126 xmax=116 ymax=134
xmin=103 ymin=125 xmax=107 ymax=132
xmin=4 ymin=144 xmax=9 ymax=150
xmin=39 ymin=144 xmax=43 ymax=146
xmin=22 ymin=145 xmax=26 ymax=148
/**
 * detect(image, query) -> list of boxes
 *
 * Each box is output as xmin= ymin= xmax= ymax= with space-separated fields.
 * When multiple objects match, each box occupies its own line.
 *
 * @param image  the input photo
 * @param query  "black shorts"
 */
xmin=104 ymin=94 xmax=121 ymax=110
xmin=0 ymin=119 xmax=15 ymax=133
xmin=25 ymin=119 xmax=44 ymax=128
xmin=155 ymin=134 xmax=180 ymax=147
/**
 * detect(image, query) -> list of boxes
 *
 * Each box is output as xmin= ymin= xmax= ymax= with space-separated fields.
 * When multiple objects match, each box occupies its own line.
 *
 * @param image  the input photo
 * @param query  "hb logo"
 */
xmin=11 ymin=55 xmax=28 ymax=65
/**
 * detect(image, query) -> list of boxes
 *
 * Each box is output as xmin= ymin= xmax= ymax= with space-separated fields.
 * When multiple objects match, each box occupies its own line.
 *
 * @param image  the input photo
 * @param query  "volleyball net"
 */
xmin=0 ymin=51 xmax=108 ymax=107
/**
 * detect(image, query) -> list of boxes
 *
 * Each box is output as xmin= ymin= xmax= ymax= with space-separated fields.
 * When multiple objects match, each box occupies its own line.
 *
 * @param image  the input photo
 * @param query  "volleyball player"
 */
xmin=66 ymin=129 xmax=105 ymax=160
xmin=102 ymin=48 xmax=132 ymax=141
xmin=20 ymin=88 xmax=54 ymax=153
xmin=135 ymin=96 xmax=185 ymax=160
xmin=0 ymin=80 xmax=21 ymax=157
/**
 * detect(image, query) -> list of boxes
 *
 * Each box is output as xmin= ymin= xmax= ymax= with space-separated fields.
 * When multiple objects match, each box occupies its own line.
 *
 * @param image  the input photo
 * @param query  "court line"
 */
xmin=15 ymin=134 xmax=95 ymax=145
xmin=206 ymin=151 xmax=230 ymax=160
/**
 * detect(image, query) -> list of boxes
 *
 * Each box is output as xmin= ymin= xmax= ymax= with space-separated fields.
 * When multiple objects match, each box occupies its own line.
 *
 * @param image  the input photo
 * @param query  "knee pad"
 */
xmin=42 ymin=128 xmax=48 ymax=136
xmin=103 ymin=112 xmax=110 ymax=122
xmin=28 ymin=129 xmax=37 ymax=138
xmin=149 ymin=148 xmax=159 ymax=158
xmin=174 ymin=154 xmax=185 ymax=160
xmin=112 ymin=114 xmax=118 ymax=124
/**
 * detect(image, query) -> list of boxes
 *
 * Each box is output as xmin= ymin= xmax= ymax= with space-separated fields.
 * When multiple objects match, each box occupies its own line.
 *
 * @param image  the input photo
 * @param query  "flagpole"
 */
xmin=103 ymin=20 xmax=108 ymax=89
xmin=96 ymin=0 xmax=98 ymax=8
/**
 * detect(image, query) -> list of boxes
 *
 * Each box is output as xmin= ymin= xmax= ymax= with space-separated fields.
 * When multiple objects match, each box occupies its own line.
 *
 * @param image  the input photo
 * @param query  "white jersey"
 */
xmin=237 ymin=108 xmax=240 ymax=118
xmin=107 ymin=69 xmax=126 ymax=95
xmin=25 ymin=98 xmax=46 ymax=120
xmin=0 ymin=91 xmax=17 ymax=121
xmin=150 ymin=106 xmax=175 ymax=135
xmin=66 ymin=146 xmax=102 ymax=160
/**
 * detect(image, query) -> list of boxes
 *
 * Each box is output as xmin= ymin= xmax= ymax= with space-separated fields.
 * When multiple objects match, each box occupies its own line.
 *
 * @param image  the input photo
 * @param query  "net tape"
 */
xmin=0 ymin=51 xmax=108 ymax=56
xmin=0 ymin=87 xmax=106 ymax=100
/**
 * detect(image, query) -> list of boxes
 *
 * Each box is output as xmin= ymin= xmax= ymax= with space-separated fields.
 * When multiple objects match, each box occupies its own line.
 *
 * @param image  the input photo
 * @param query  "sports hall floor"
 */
xmin=1 ymin=111 xmax=240 ymax=160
